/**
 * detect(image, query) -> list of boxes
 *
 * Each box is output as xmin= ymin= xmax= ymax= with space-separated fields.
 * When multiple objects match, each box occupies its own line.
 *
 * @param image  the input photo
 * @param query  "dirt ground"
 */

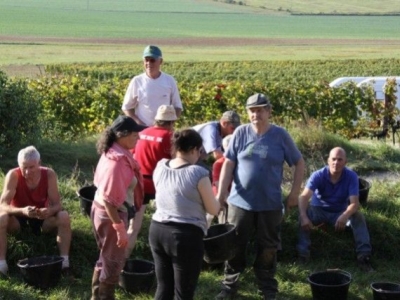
xmin=2 ymin=35 xmax=400 ymax=47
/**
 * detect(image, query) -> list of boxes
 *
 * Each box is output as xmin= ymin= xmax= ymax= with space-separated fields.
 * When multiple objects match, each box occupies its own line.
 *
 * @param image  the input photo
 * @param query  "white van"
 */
xmin=356 ymin=77 xmax=400 ymax=104
xmin=330 ymin=76 xmax=400 ymax=125
xmin=329 ymin=77 xmax=368 ymax=88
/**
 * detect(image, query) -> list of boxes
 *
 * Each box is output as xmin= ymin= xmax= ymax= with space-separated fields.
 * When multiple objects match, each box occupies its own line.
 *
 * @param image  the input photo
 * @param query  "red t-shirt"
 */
xmin=134 ymin=126 xmax=173 ymax=194
xmin=11 ymin=167 xmax=49 ymax=208
xmin=212 ymin=157 xmax=231 ymax=195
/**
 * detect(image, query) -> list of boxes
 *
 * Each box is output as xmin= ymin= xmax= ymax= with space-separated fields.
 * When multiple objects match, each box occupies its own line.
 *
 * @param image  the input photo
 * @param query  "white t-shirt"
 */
xmin=122 ymin=72 xmax=183 ymax=126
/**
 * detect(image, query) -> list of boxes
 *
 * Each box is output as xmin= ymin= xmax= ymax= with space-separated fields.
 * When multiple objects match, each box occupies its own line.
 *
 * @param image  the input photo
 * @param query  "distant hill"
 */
xmin=206 ymin=0 xmax=400 ymax=15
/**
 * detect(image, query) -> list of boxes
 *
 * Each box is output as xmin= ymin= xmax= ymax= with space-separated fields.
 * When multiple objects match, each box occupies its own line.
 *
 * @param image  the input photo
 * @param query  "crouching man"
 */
xmin=0 ymin=146 xmax=72 ymax=278
xmin=297 ymin=147 xmax=373 ymax=272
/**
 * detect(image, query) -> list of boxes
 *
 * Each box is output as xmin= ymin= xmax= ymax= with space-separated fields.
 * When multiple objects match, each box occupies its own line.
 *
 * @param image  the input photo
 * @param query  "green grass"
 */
xmin=238 ymin=0 xmax=400 ymax=14
xmin=1 ymin=127 xmax=400 ymax=299
xmin=1 ymin=0 xmax=400 ymax=64
xmin=1 ymin=3 xmax=400 ymax=39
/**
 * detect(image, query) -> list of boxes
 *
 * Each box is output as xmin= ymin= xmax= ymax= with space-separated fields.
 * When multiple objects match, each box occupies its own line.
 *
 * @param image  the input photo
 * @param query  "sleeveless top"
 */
xmin=152 ymin=159 xmax=210 ymax=235
xmin=11 ymin=167 xmax=49 ymax=208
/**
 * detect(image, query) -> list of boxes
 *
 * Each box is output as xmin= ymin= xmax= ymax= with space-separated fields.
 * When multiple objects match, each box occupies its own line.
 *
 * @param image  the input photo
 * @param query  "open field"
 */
xmin=1 ymin=0 xmax=400 ymax=65
xmin=232 ymin=0 xmax=400 ymax=14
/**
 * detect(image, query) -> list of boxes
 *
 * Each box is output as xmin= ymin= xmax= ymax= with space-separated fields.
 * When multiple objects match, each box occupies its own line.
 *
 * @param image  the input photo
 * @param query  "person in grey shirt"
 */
xmin=149 ymin=129 xmax=220 ymax=300
xmin=216 ymin=93 xmax=304 ymax=300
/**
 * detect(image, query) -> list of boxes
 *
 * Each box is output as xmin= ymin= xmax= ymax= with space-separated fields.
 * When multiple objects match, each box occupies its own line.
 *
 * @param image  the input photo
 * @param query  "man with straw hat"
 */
xmin=126 ymin=105 xmax=177 ymax=258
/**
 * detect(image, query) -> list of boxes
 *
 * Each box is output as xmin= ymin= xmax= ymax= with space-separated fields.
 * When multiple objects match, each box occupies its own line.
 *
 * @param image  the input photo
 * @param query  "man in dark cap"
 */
xmin=122 ymin=45 xmax=183 ymax=127
xmin=215 ymin=93 xmax=305 ymax=300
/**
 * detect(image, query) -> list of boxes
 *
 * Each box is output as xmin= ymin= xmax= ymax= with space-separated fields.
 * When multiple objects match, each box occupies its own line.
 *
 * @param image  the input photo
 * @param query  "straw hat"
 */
xmin=155 ymin=105 xmax=177 ymax=121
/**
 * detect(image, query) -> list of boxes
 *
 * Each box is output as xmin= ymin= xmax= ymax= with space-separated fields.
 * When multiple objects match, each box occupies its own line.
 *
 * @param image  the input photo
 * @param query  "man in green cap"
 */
xmin=122 ymin=45 xmax=183 ymax=126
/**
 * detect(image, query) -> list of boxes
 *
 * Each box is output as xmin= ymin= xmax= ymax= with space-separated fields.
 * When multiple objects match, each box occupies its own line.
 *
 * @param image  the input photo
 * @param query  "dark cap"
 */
xmin=221 ymin=111 xmax=241 ymax=128
xmin=246 ymin=93 xmax=271 ymax=108
xmin=111 ymin=115 xmax=147 ymax=133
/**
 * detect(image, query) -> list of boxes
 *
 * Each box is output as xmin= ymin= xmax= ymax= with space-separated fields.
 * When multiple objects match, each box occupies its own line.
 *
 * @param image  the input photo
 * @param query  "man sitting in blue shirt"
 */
xmin=297 ymin=147 xmax=373 ymax=272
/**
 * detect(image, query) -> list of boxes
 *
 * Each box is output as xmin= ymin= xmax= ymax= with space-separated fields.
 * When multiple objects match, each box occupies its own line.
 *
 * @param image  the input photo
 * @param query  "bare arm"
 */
xmin=335 ymin=195 xmax=359 ymax=231
xmin=103 ymin=200 xmax=124 ymax=224
xmin=0 ymin=170 xmax=36 ymax=217
xmin=216 ymin=158 xmax=235 ymax=207
xmin=123 ymin=108 xmax=146 ymax=126
xmin=198 ymin=177 xmax=220 ymax=216
xmin=298 ymin=188 xmax=313 ymax=231
xmin=35 ymin=168 xmax=62 ymax=219
xmin=286 ymin=157 xmax=305 ymax=212
xmin=212 ymin=149 xmax=224 ymax=160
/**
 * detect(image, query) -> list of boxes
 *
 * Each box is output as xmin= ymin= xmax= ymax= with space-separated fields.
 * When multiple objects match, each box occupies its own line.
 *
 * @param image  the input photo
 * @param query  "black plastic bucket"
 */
xmin=77 ymin=185 xmax=97 ymax=217
xmin=203 ymin=223 xmax=237 ymax=264
xmin=308 ymin=270 xmax=352 ymax=300
xmin=17 ymin=255 xmax=64 ymax=289
xmin=359 ymin=178 xmax=371 ymax=205
xmin=371 ymin=282 xmax=400 ymax=300
xmin=119 ymin=259 xmax=155 ymax=294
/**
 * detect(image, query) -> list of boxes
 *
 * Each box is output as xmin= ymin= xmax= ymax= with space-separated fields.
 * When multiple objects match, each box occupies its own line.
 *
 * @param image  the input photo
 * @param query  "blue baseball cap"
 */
xmin=143 ymin=45 xmax=162 ymax=59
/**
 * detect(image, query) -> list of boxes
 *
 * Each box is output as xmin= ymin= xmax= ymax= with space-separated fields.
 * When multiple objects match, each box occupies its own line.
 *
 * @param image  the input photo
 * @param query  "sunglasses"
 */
xmin=144 ymin=57 xmax=157 ymax=63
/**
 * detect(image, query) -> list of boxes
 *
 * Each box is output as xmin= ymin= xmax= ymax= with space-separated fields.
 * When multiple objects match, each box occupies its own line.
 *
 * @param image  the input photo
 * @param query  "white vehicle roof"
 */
xmin=329 ymin=77 xmax=368 ymax=87
xmin=357 ymin=77 xmax=400 ymax=101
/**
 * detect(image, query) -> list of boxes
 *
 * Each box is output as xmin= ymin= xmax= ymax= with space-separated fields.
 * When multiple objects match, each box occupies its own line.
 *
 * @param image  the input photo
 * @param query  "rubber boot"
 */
xmin=99 ymin=281 xmax=116 ymax=300
xmin=90 ymin=269 xmax=101 ymax=300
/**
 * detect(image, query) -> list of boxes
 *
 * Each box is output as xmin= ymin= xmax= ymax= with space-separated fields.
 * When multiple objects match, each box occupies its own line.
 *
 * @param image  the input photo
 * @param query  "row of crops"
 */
xmin=1 ymin=59 xmax=399 ymax=154
xmin=46 ymin=59 xmax=400 ymax=83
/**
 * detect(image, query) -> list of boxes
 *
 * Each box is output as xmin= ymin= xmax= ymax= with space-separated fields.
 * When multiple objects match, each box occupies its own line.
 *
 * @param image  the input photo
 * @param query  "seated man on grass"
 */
xmin=297 ymin=147 xmax=373 ymax=272
xmin=0 ymin=146 xmax=72 ymax=279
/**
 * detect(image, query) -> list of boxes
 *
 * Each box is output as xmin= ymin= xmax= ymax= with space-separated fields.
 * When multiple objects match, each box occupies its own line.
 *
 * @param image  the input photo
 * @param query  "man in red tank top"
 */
xmin=0 ymin=146 xmax=72 ymax=278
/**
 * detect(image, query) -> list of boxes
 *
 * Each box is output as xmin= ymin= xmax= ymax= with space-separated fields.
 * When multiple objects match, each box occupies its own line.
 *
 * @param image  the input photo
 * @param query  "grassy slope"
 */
xmin=1 ymin=2 xmax=399 ymax=39
xmin=231 ymin=0 xmax=400 ymax=14
xmin=1 ymin=0 xmax=400 ymax=64
xmin=1 ymin=129 xmax=400 ymax=299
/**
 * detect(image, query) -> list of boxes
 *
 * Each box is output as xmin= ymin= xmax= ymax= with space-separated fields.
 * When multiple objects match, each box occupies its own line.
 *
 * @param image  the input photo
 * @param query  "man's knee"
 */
xmin=0 ymin=212 xmax=18 ymax=232
xmin=56 ymin=210 xmax=71 ymax=228
xmin=0 ymin=211 xmax=10 ymax=227
xmin=351 ymin=211 xmax=366 ymax=224
xmin=255 ymin=248 xmax=277 ymax=270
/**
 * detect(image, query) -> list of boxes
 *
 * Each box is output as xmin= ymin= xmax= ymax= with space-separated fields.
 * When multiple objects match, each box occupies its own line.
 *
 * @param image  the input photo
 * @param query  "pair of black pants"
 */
xmin=149 ymin=220 xmax=204 ymax=300
xmin=221 ymin=204 xmax=283 ymax=296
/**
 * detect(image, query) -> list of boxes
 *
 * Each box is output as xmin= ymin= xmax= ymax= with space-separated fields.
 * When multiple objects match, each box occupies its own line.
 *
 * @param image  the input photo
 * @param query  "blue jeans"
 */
xmin=221 ymin=204 xmax=282 ymax=296
xmin=297 ymin=206 xmax=372 ymax=258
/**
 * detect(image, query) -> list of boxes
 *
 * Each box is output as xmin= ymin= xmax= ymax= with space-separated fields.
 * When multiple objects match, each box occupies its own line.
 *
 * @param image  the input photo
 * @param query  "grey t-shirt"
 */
xmin=152 ymin=158 xmax=210 ymax=234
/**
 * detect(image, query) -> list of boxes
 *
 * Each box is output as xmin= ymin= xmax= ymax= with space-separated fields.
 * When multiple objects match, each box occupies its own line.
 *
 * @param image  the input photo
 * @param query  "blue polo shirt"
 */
xmin=307 ymin=166 xmax=359 ymax=213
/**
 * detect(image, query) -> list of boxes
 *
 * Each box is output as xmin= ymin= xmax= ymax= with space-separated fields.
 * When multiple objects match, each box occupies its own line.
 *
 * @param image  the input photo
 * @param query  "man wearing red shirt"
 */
xmin=0 ymin=146 xmax=72 ymax=278
xmin=126 ymin=105 xmax=177 ymax=258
